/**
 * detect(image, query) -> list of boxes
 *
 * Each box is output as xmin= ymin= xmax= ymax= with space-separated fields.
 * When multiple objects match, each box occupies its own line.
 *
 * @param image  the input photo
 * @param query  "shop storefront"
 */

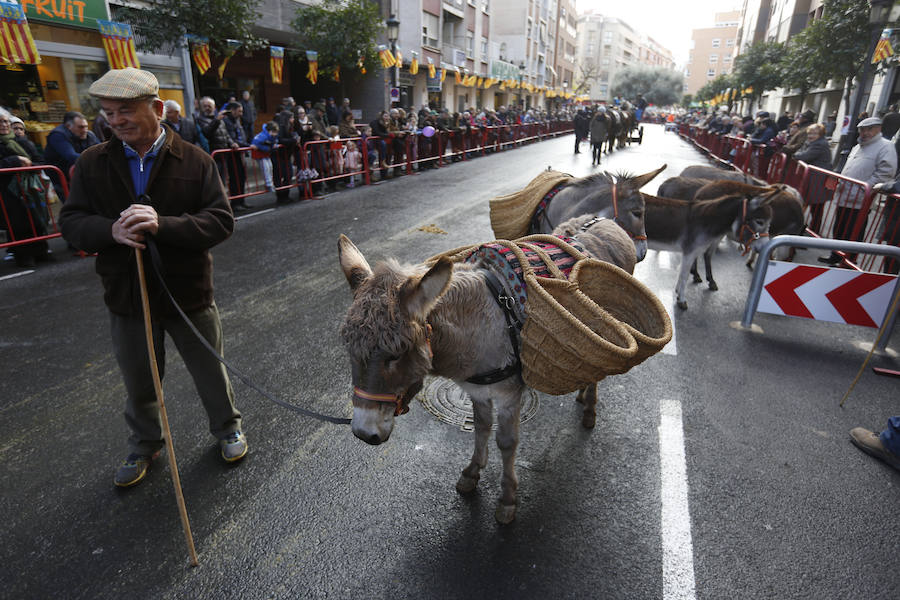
xmin=1 ymin=0 xmax=192 ymax=148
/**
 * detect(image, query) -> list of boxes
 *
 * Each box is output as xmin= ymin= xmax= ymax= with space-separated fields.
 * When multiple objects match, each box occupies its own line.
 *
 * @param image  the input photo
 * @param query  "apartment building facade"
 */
xmin=684 ymin=11 xmax=740 ymax=96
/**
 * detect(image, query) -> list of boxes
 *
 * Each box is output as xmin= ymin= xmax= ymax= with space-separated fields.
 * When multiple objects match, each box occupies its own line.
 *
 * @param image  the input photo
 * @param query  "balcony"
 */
xmin=442 ymin=44 xmax=468 ymax=67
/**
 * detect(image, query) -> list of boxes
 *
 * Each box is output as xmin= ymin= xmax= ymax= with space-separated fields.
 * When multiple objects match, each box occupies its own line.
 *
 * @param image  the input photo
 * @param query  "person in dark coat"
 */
xmin=573 ymin=109 xmax=590 ymax=154
xmin=793 ymin=124 xmax=834 ymax=233
xmin=162 ymin=100 xmax=206 ymax=151
xmin=44 ymin=111 xmax=100 ymax=199
xmin=325 ymin=97 xmax=341 ymax=127
xmin=59 ymin=67 xmax=246 ymax=488
xmin=239 ymin=91 xmax=257 ymax=141
xmin=589 ymin=107 xmax=610 ymax=166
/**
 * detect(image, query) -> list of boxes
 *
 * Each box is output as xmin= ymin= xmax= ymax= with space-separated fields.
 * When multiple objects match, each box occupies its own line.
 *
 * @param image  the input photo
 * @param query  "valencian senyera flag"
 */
xmin=306 ymin=50 xmax=318 ymax=84
xmin=270 ymin=45 xmax=284 ymax=84
xmin=0 ymin=1 xmax=40 ymax=65
xmin=427 ymin=57 xmax=435 ymax=79
xmin=378 ymin=44 xmax=395 ymax=68
xmin=440 ymin=66 xmax=447 ymax=83
xmin=454 ymin=67 xmax=461 ymax=84
xmin=872 ymin=29 xmax=895 ymax=63
xmin=217 ymin=39 xmax=241 ymax=79
xmin=394 ymin=48 xmax=402 ymax=68
xmin=187 ymin=35 xmax=211 ymax=75
xmin=97 ymin=20 xmax=140 ymax=69
xmin=409 ymin=51 xmax=418 ymax=75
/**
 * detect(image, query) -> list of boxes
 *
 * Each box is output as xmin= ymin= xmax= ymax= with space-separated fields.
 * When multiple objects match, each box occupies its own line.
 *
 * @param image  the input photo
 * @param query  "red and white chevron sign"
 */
xmin=758 ymin=262 xmax=898 ymax=328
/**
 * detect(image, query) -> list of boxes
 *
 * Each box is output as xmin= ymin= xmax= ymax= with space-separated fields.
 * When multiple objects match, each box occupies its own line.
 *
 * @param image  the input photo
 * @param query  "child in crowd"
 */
xmin=250 ymin=121 xmax=279 ymax=192
xmin=360 ymin=125 xmax=379 ymax=169
xmin=326 ymin=125 xmax=343 ymax=180
xmin=344 ymin=140 xmax=362 ymax=188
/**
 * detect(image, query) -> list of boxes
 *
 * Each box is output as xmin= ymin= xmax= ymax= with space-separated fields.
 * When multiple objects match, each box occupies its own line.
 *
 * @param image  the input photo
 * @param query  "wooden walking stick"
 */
xmin=135 ymin=246 xmax=199 ymax=567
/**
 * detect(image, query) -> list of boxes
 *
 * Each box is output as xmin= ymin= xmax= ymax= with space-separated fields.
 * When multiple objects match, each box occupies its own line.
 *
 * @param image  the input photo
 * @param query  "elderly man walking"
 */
xmin=59 ymin=67 xmax=247 ymax=488
xmin=820 ymin=116 xmax=897 ymax=265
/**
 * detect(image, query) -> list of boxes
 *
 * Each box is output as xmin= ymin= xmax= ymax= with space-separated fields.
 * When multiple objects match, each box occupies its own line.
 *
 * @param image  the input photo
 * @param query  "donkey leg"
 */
xmin=575 ymin=383 xmax=598 ymax=428
xmin=456 ymin=395 xmax=493 ymax=495
xmin=494 ymin=386 xmax=523 ymax=524
xmin=676 ymin=248 xmax=703 ymax=310
xmin=703 ymin=246 xmax=718 ymax=291
xmin=690 ymin=259 xmax=702 ymax=284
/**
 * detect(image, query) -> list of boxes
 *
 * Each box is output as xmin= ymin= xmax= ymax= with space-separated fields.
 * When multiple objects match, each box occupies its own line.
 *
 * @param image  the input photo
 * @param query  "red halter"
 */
xmin=610 ymin=178 xmax=647 ymax=242
xmin=351 ymin=324 xmax=433 ymax=417
xmin=737 ymin=196 xmax=769 ymax=256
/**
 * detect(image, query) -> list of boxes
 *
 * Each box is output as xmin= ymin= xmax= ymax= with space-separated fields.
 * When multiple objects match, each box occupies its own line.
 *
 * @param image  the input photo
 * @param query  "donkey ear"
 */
xmin=338 ymin=234 xmax=373 ymax=292
xmin=401 ymin=257 xmax=453 ymax=320
xmin=630 ymin=164 xmax=668 ymax=190
xmin=747 ymin=193 xmax=775 ymax=210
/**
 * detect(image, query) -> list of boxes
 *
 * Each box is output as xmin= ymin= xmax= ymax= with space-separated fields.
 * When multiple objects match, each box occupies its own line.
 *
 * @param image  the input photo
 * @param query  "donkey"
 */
xmin=644 ymin=182 xmax=776 ymax=310
xmin=338 ymin=218 xmax=638 ymax=525
xmin=529 ymin=165 xmax=667 ymax=263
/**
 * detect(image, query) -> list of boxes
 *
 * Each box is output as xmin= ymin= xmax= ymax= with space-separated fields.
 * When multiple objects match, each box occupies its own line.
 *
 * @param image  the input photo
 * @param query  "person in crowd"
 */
xmin=851 ymin=417 xmax=900 ymax=472
xmin=272 ymin=107 xmax=298 ymax=202
xmin=880 ymin=104 xmax=900 ymax=140
xmin=870 ymin=176 xmax=900 ymax=274
xmin=44 ymin=111 xmax=100 ymax=198
xmin=344 ymin=140 xmax=362 ymax=188
xmin=326 ymin=124 xmax=344 ymax=183
xmin=340 ymin=97 xmax=352 ymax=120
xmin=9 ymin=116 xmax=42 ymax=162
xmin=782 ymin=109 xmax=817 ymax=156
xmin=92 ymin=111 xmax=112 ymax=142
xmin=162 ymin=99 xmax=206 ymax=151
xmin=403 ymin=112 xmax=419 ymax=166
xmin=191 ymin=97 xmax=202 ymax=122
xmin=58 ymin=68 xmax=246 ymax=487
xmin=250 ymin=121 xmax=279 ymax=194
xmin=307 ymin=103 xmax=330 ymax=187
xmin=825 ymin=111 xmax=838 ymax=138
xmin=325 ymin=97 xmax=341 ymax=127
xmin=196 ymin=96 xmax=246 ymax=208
xmin=776 ymin=110 xmax=793 ymax=132
xmin=388 ymin=108 xmax=408 ymax=172
xmin=359 ymin=125 xmax=379 ymax=171
xmin=573 ymin=108 xmax=589 ymax=154
xmin=221 ymin=102 xmax=248 ymax=206
xmin=749 ymin=117 xmax=779 ymax=153
xmin=369 ymin=110 xmax=391 ymax=176
xmin=589 ymin=106 xmax=610 ymax=167
xmin=793 ymin=124 xmax=834 ymax=234
xmin=820 ymin=117 xmax=897 ymax=265
xmin=239 ymin=91 xmax=257 ymax=142
xmin=338 ymin=111 xmax=358 ymax=139
xmin=0 ymin=108 xmax=50 ymax=267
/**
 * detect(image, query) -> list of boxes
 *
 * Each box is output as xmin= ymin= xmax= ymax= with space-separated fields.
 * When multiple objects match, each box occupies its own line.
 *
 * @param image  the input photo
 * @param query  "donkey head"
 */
xmin=338 ymin=235 xmax=452 ymax=445
xmin=733 ymin=191 xmax=775 ymax=255
xmin=600 ymin=164 xmax=667 ymax=262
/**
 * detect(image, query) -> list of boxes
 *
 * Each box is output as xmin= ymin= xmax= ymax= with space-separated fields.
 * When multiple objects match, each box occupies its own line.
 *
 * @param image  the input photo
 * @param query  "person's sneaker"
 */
xmin=114 ymin=451 xmax=160 ymax=487
xmin=850 ymin=427 xmax=900 ymax=471
xmin=220 ymin=431 xmax=248 ymax=463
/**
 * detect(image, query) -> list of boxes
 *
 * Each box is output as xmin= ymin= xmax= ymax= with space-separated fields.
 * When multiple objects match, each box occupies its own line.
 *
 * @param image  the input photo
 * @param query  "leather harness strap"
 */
xmin=466 ymin=270 xmax=522 ymax=385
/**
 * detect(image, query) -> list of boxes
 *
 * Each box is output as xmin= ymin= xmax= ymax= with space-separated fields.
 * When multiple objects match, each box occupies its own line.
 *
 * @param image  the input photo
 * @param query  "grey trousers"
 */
xmin=110 ymin=303 xmax=241 ymax=455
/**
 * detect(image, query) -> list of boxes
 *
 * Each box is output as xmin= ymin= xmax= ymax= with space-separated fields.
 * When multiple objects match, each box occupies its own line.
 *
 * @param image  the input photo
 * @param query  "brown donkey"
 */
xmin=338 ymin=219 xmax=638 ymax=525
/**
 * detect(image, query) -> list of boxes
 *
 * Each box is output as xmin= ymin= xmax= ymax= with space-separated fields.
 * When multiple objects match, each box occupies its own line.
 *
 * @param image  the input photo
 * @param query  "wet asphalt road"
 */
xmin=2 ymin=124 xmax=898 ymax=599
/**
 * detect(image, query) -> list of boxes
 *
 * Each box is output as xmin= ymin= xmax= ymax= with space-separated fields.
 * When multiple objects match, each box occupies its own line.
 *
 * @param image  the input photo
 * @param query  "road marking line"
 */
xmin=235 ymin=208 xmax=275 ymax=221
xmin=0 ymin=270 xmax=34 ymax=281
xmin=659 ymin=398 xmax=697 ymax=600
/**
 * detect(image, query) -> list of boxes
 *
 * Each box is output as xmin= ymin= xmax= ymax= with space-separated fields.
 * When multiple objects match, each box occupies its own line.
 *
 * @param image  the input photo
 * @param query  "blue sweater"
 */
xmin=251 ymin=130 xmax=278 ymax=155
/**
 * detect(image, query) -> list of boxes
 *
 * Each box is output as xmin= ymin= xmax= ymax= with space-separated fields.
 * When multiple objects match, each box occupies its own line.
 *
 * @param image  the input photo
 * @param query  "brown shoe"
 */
xmin=850 ymin=427 xmax=900 ymax=471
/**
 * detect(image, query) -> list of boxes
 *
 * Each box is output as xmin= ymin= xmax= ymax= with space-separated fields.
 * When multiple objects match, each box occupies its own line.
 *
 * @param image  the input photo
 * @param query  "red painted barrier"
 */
xmin=0 ymin=164 xmax=68 ymax=250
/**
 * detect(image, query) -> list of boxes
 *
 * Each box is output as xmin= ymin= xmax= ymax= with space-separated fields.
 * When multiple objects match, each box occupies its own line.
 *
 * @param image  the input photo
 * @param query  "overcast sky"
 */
xmin=574 ymin=0 xmax=742 ymax=67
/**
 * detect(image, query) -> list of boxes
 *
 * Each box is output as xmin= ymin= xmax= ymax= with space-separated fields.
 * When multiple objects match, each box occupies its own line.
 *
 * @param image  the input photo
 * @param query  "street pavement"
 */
xmin=1 ymin=124 xmax=898 ymax=599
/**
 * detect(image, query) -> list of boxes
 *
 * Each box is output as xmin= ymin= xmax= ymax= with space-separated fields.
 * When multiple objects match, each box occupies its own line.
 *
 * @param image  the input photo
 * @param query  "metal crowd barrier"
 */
xmin=0 ymin=164 xmax=68 ymax=251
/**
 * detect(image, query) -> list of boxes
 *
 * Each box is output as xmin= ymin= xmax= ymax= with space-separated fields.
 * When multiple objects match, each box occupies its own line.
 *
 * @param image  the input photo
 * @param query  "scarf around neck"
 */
xmin=0 ymin=132 xmax=29 ymax=159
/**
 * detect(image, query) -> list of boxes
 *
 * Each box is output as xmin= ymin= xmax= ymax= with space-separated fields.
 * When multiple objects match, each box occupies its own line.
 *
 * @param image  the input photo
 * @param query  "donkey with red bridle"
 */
xmin=338 ymin=217 xmax=639 ymax=525
xmin=644 ymin=181 xmax=777 ymax=310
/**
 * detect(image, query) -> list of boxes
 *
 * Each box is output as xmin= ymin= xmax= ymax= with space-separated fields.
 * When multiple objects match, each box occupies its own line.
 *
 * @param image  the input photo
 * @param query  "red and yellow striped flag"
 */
xmin=270 ymin=45 xmax=284 ymax=84
xmin=410 ymin=51 xmax=418 ymax=75
xmin=332 ymin=64 xmax=340 ymax=82
xmin=188 ymin=36 xmax=211 ymax=75
xmin=306 ymin=50 xmax=318 ymax=84
xmin=427 ymin=57 xmax=435 ymax=79
xmin=0 ymin=1 xmax=40 ymax=65
xmin=395 ymin=48 xmax=402 ymax=67
xmin=378 ymin=45 xmax=395 ymax=68
xmin=872 ymin=30 xmax=894 ymax=64
xmin=217 ymin=39 xmax=241 ymax=79
xmin=454 ymin=67 xmax=461 ymax=84
xmin=97 ymin=20 xmax=139 ymax=69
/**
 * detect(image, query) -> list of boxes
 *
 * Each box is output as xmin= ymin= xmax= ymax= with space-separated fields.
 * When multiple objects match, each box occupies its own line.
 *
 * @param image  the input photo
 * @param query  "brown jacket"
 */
xmin=60 ymin=126 xmax=233 ymax=317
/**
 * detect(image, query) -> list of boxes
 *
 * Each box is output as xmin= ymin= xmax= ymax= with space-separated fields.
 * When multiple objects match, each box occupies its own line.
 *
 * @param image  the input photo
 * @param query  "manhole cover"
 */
xmin=417 ymin=375 xmax=540 ymax=431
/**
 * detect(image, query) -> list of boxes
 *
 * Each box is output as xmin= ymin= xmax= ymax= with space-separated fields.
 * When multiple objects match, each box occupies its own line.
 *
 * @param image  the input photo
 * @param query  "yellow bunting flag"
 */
xmin=217 ymin=39 xmax=241 ymax=79
xmin=410 ymin=51 xmax=418 ymax=75
xmin=0 ymin=1 xmax=39 ymax=65
xmin=378 ymin=45 xmax=395 ymax=68
xmin=306 ymin=50 xmax=318 ymax=84
xmin=454 ymin=67 xmax=461 ymax=84
xmin=188 ymin=35 xmax=211 ymax=75
xmin=427 ymin=57 xmax=436 ymax=79
xmin=357 ymin=52 xmax=366 ymax=74
xmin=270 ymin=45 xmax=284 ymax=84
xmin=98 ymin=20 xmax=139 ymax=69
xmin=395 ymin=48 xmax=402 ymax=67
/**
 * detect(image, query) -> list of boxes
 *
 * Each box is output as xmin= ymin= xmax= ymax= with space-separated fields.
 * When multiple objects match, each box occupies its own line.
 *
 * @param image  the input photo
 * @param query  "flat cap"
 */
xmin=859 ymin=117 xmax=883 ymax=128
xmin=89 ymin=67 xmax=159 ymax=100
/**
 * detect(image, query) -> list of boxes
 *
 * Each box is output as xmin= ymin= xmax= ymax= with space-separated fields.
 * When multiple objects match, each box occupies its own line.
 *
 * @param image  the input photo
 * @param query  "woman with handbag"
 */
xmin=0 ymin=108 xmax=51 ymax=268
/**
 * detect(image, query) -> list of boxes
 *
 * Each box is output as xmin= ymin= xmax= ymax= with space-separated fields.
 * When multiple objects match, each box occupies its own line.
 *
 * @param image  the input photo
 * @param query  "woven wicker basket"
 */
xmin=489 ymin=170 xmax=572 ymax=239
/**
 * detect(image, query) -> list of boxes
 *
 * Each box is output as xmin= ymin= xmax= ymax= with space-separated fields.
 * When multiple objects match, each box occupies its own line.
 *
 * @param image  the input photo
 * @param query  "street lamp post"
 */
xmin=836 ymin=0 xmax=893 ymax=170
xmin=386 ymin=13 xmax=400 ymax=107
xmin=518 ymin=61 xmax=526 ymax=110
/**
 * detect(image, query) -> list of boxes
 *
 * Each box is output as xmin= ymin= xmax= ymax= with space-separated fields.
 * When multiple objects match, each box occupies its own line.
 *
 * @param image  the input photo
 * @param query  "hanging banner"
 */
xmin=394 ymin=47 xmax=402 ymax=68
xmin=427 ymin=56 xmax=435 ymax=79
xmin=270 ymin=45 xmax=283 ymax=84
xmin=187 ymin=35 xmax=210 ymax=75
xmin=378 ymin=44 xmax=395 ymax=68
xmin=0 ymin=1 xmax=40 ymax=65
xmin=454 ymin=66 xmax=461 ymax=84
xmin=409 ymin=51 xmax=418 ymax=75
xmin=97 ymin=20 xmax=139 ymax=69
xmin=306 ymin=50 xmax=317 ymax=84
xmin=872 ymin=29 xmax=895 ymax=63
xmin=332 ymin=64 xmax=340 ymax=82
xmin=217 ymin=39 xmax=241 ymax=79
xmin=19 ymin=0 xmax=108 ymax=30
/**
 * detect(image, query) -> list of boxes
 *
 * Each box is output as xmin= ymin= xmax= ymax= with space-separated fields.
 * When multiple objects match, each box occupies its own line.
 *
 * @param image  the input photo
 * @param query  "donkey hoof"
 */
xmin=692 ymin=274 xmax=702 ymax=284
xmin=676 ymin=300 xmax=688 ymax=311
xmin=495 ymin=502 xmax=517 ymax=524
xmin=456 ymin=474 xmax=479 ymax=495
xmin=708 ymin=281 xmax=719 ymax=291
xmin=581 ymin=411 xmax=596 ymax=429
